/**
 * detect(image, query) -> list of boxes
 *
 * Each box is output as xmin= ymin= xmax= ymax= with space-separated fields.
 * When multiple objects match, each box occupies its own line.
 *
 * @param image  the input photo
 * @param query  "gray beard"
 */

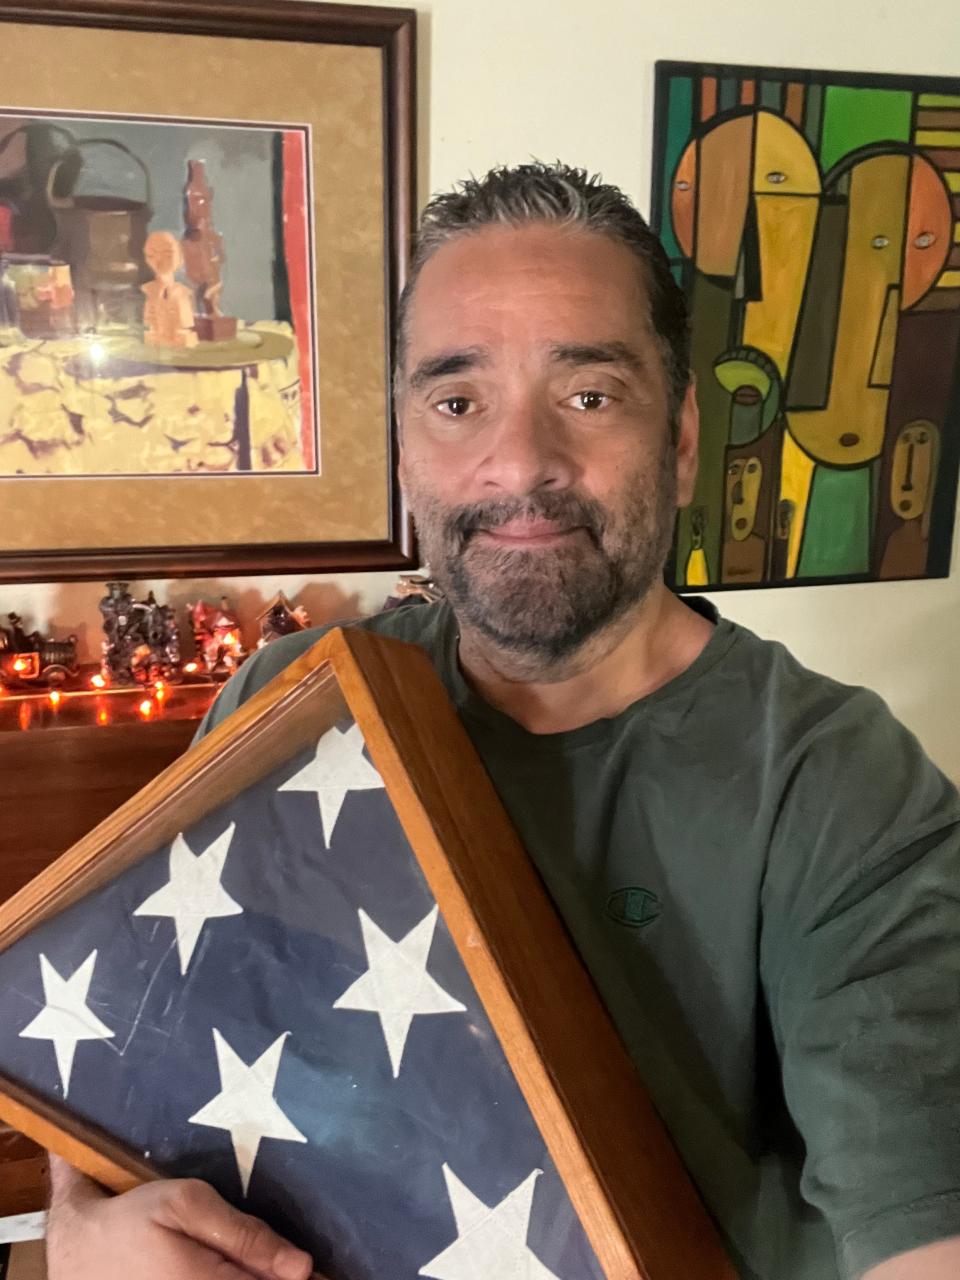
xmin=410 ymin=453 xmax=677 ymax=665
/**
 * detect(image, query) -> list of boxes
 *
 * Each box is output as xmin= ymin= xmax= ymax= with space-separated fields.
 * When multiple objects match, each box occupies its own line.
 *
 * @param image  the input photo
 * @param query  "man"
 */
xmin=47 ymin=164 xmax=960 ymax=1280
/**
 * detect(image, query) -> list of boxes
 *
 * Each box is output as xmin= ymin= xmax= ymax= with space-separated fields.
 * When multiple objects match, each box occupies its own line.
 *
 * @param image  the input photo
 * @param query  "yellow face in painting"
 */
xmin=744 ymin=113 xmax=821 ymax=377
xmin=726 ymin=456 xmax=763 ymax=541
xmin=890 ymin=421 xmax=938 ymax=522
xmin=789 ymin=153 xmax=953 ymax=467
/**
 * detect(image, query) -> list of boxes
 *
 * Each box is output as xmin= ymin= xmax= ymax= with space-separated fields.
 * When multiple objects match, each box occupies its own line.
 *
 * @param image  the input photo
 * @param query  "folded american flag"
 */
xmin=0 ymin=720 xmax=604 ymax=1280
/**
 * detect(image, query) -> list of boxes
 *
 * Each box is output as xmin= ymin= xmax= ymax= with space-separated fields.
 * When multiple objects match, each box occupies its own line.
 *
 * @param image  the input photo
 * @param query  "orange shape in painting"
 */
xmin=902 ymin=156 xmax=953 ymax=309
xmin=697 ymin=114 xmax=755 ymax=277
xmin=671 ymin=140 xmax=697 ymax=260
xmin=672 ymin=115 xmax=755 ymax=277
xmin=700 ymin=77 xmax=718 ymax=121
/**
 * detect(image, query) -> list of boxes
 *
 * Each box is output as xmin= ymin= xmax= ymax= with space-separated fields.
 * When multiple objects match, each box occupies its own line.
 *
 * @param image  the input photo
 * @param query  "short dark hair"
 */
xmin=394 ymin=161 xmax=691 ymax=419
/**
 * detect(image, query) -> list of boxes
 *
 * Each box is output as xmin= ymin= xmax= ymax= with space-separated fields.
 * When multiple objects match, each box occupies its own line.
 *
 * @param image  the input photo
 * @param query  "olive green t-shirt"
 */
xmin=200 ymin=600 xmax=960 ymax=1280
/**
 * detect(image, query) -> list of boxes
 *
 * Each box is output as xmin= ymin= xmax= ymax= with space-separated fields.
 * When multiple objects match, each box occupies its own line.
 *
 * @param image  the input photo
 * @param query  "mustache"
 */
xmin=444 ymin=493 xmax=609 ymax=549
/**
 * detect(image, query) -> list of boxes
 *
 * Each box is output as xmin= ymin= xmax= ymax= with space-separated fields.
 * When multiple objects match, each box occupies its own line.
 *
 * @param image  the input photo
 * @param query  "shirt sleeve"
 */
xmin=760 ymin=687 xmax=960 ymax=1278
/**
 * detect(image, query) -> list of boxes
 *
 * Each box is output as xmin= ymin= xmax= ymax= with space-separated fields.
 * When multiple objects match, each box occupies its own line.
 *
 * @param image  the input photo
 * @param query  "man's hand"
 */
xmin=46 ymin=1156 xmax=314 ymax=1280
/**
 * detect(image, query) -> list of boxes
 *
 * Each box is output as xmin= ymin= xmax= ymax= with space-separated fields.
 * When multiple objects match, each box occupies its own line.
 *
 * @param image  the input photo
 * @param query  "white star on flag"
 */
xmin=334 ymin=906 xmax=466 ymax=1077
xmin=133 ymin=825 xmax=242 ymax=974
xmin=189 ymin=1029 xmax=306 ymax=1197
xmin=278 ymin=723 xmax=384 ymax=845
xmin=19 ymin=951 xmax=114 ymax=1097
xmin=420 ymin=1165 xmax=560 ymax=1280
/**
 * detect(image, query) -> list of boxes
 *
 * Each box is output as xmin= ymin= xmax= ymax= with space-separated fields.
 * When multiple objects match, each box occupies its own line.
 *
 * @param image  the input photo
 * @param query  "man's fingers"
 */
xmin=46 ymin=1166 xmax=318 ymax=1280
xmin=47 ymin=1155 xmax=107 ymax=1211
xmin=175 ymin=1232 xmax=287 ymax=1280
xmin=159 ymin=1179 xmax=313 ymax=1280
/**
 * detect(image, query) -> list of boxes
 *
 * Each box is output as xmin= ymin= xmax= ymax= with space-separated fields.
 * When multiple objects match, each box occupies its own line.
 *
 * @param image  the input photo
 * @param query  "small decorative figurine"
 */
xmin=683 ymin=507 xmax=709 ymax=588
xmin=0 ymin=612 xmax=78 ymax=687
xmin=182 ymin=160 xmax=237 ymax=343
xmin=256 ymin=592 xmax=312 ymax=648
xmin=189 ymin=596 xmax=246 ymax=679
xmin=99 ymin=582 xmax=181 ymax=686
xmin=141 ymin=231 xmax=197 ymax=348
xmin=383 ymin=574 xmax=444 ymax=611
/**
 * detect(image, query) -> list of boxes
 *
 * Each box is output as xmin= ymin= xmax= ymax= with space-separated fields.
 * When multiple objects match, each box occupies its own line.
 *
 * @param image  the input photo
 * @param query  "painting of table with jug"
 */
xmin=0 ymin=112 xmax=318 ymax=478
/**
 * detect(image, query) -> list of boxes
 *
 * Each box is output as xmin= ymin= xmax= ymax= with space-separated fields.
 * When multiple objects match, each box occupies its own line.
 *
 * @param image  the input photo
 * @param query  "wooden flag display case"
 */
xmin=0 ymin=629 xmax=734 ymax=1279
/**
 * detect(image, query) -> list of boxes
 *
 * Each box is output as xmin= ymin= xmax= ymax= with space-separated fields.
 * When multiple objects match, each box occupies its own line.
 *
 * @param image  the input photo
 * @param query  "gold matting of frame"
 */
xmin=0 ymin=21 xmax=388 ymax=551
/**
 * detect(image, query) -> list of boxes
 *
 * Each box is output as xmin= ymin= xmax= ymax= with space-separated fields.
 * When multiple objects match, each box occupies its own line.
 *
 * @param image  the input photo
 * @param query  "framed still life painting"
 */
xmin=0 ymin=628 xmax=735 ymax=1280
xmin=651 ymin=61 xmax=960 ymax=590
xmin=0 ymin=0 xmax=416 ymax=581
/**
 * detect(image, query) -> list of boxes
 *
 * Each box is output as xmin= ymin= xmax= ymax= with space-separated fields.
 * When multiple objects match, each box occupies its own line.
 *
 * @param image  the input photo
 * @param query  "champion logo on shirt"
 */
xmin=605 ymin=887 xmax=662 ymax=930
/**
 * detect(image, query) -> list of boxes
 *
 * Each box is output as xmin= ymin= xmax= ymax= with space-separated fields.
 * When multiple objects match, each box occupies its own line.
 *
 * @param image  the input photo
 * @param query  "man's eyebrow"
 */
xmin=407 ymin=347 xmax=490 ymax=392
xmin=548 ymin=341 xmax=648 ymax=376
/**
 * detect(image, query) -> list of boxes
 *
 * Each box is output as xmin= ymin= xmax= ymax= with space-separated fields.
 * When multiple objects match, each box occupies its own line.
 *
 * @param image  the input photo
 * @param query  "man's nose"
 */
xmin=474 ymin=400 xmax=577 ymax=494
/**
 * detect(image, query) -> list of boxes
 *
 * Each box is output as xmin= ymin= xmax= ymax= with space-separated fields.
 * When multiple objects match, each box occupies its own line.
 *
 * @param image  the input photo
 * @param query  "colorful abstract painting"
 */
xmin=651 ymin=63 xmax=960 ymax=588
xmin=0 ymin=110 xmax=317 ymax=478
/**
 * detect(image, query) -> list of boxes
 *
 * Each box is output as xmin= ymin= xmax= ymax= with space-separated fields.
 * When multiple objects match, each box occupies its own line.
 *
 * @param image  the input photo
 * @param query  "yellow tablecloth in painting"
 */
xmin=0 ymin=322 xmax=305 ymax=476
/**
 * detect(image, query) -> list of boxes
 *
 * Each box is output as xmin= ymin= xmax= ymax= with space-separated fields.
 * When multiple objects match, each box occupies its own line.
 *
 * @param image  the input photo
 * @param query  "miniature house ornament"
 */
xmin=190 ymin=597 xmax=247 ymax=679
xmin=256 ymin=592 xmax=311 ymax=648
xmin=99 ymin=582 xmax=181 ymax=686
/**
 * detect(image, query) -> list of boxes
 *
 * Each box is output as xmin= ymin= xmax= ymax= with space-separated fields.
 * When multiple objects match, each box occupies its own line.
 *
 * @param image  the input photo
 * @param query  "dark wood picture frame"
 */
xmin=0 ymin=628 xmax=733 ymax=1279
xmin=0 ymin=0 xmax=417 ymax=582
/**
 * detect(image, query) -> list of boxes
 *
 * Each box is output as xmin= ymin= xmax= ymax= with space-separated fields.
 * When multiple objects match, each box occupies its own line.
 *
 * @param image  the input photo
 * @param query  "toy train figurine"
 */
xmin=0 ymin=613 xmax=79 ymax=688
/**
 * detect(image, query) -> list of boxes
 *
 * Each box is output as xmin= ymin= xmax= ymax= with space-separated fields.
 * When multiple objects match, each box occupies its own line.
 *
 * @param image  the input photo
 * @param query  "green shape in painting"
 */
xmin=719 ymin=76 xmax=738 ymax=112
xmin=660 ymin=76 xmax=693 ymax=260
xmin=819 ymin=86 xmax=913 ymax=172
xmin=804 ymin=82 xmax=824 ymax=149
xmin=797 ymin=465 xmax=872 ymax=578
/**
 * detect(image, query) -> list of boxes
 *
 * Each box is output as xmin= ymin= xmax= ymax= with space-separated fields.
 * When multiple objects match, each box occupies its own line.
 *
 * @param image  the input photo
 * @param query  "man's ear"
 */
xmin=674 ymin=379 xmax=700 ymax=509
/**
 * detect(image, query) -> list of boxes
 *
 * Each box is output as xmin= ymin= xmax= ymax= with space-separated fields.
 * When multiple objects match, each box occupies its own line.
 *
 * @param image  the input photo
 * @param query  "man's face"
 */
xmin=397 ymin=223 xmax=699 ymax=663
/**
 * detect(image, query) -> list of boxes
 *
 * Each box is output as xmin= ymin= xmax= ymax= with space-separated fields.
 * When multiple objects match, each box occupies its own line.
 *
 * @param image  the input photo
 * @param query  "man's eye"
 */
xmin=569 ymin=390 xmax=610 ymax=411
xmin=435 ymin=396 xmax=473 ymax=417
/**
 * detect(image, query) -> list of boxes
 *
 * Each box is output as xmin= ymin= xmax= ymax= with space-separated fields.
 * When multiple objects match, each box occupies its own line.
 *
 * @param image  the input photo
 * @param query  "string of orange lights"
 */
xmin=0 ymin=670 xmax=217 ymax=734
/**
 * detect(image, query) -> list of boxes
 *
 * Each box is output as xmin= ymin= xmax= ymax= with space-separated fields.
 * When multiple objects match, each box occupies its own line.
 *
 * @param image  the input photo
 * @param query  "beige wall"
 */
xmin=5 ymin=0 xmax=959 ymax=780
